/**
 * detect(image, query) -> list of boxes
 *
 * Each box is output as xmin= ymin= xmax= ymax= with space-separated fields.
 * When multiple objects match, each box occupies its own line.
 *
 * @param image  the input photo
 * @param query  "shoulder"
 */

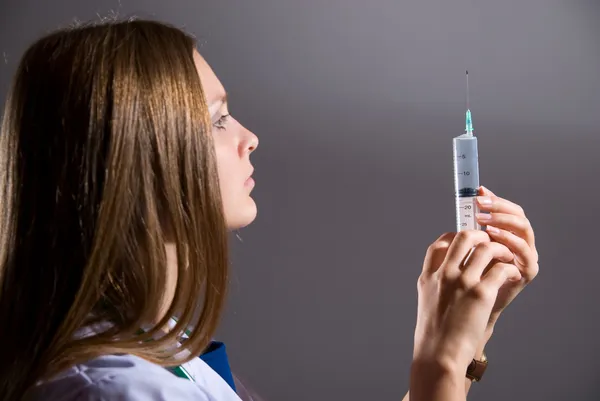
xmin=28 ymin=354 xmax=225 ymax=401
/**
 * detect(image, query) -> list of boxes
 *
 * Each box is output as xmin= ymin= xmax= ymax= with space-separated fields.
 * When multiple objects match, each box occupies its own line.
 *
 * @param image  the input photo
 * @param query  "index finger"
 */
xmin=479 ymin=186 xmax=535 ymax=249
xmin=478 ymin=186 xmax=526 ymax=217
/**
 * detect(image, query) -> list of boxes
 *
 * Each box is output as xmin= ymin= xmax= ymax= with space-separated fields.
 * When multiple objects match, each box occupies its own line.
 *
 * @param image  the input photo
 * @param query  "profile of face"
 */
xmin=192 ymin=51 xmax=259 ymax=230
xmin=0 ymin=22 xmax=258 ymax=383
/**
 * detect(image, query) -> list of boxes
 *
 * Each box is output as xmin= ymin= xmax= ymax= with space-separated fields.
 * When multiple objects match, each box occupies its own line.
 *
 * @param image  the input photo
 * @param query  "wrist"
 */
xmin=411 ymin=355 xmax=464 ymax=383
xmin=477 ymin=327 xmax=493 ymax=359
xmin=411 ymin=358 xmax=466 ymax=400
xmin=484 ymin=326 xmax=494 ymax=342
xmin=474 ymin=342 xmax=486 ymax=361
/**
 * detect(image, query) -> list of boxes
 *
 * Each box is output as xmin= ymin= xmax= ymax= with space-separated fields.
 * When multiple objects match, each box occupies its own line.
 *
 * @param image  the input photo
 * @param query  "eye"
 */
xmin=213 ymin=114 xmax=230 ymax=131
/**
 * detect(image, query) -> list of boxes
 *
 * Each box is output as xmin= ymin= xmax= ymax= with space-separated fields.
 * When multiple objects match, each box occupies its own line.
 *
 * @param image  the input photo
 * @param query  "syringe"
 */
xmin=453 ymin=71 xmax=484 ymax=232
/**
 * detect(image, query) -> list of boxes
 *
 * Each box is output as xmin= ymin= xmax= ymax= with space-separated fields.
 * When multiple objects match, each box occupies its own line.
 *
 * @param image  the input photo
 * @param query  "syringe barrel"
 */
xmin=453 ymin=134 xmax=482 ymax=231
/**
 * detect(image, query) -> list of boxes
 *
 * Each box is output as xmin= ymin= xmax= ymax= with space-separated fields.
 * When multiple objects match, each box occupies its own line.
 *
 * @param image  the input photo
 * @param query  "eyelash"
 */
xmin=213 ymin=114 xmax=230 ymax=131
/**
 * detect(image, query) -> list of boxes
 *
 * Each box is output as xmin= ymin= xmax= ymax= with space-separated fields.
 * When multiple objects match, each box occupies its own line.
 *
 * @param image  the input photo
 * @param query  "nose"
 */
xmin=244 ymin=127 xmax=259 ymax=154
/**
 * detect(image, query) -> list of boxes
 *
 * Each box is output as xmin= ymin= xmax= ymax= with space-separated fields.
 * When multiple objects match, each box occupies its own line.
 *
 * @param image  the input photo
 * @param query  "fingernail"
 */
xmin=477 ymin=196 xmax=492 ymax=205
xmin=476 ymin=213 xmax=491 ymax=221
xmin=486 ymin=225 xmax=500 ymax=234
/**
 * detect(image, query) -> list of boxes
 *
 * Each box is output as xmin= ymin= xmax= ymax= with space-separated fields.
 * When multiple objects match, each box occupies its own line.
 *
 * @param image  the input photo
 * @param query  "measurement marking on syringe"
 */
xmin=453 ymin=70 xmax=482 ymax=232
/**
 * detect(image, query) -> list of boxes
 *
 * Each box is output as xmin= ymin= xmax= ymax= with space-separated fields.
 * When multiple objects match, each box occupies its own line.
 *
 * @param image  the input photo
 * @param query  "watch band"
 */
xmin=466 ymin=352 xmax=488 ymax=382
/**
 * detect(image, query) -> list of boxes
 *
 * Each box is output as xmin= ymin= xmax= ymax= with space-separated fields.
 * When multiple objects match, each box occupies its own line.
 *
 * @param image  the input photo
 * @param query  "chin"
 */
xmin=226 ymin=197 xmax=257 ymax=230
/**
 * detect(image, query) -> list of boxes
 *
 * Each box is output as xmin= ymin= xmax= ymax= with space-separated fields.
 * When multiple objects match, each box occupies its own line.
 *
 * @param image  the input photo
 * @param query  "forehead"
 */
xmin=192 ymin=49 xmax=225 ymax=105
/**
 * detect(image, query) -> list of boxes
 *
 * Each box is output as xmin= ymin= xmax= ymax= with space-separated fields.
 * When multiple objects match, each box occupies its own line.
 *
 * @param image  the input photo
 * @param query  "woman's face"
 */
xmin=160 ymin=51 xmax=258 ymax=324
xmin=193 ymin=50 xmax=259 ymax=229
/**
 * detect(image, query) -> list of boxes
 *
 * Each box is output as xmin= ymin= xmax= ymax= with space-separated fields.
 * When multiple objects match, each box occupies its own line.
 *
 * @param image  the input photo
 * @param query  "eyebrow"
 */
xmin=209 ymin=92 xmax=228 ymax=111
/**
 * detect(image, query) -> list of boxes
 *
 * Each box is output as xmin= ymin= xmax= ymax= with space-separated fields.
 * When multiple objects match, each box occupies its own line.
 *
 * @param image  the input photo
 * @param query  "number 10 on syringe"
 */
xmin=453 ymin=71 xmax=485 ymax=232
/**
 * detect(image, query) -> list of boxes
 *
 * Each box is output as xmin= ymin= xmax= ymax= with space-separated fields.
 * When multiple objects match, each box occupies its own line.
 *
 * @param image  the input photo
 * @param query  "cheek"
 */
xmin=213 ymin=139 xmax=238 ymax=201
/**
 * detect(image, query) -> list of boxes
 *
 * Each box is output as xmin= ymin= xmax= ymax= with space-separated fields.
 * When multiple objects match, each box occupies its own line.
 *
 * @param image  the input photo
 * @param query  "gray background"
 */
xmin=1 ymin=0 xmax=599 ymax=400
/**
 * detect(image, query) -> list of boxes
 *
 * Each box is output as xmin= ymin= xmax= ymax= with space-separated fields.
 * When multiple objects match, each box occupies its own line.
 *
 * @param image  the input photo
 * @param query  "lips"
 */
xmin=245 ymin=168 xmax=255 ymax=187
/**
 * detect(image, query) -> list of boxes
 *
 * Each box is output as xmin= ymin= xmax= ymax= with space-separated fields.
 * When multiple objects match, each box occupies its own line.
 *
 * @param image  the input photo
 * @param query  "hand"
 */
xmin=413 ymin=230 xmax=522 ymax=376
xmin=475 ymin=186 xmax=539 ymax=333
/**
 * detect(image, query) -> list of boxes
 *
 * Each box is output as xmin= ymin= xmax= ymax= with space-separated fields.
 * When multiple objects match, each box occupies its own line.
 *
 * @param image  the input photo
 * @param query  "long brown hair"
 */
xmin=0 ymin=19 xmax=229 ymax=400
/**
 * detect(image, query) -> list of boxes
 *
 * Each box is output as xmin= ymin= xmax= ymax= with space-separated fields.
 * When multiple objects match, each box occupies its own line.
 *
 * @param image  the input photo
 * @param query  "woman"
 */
xmin=0 ymin=19 xmax=538 ymax=401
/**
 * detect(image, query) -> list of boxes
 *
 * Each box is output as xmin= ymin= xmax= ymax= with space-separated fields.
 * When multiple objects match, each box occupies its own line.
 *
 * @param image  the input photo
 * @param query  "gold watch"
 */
xmin=466 ymin=352 xmax=488 ymax=382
